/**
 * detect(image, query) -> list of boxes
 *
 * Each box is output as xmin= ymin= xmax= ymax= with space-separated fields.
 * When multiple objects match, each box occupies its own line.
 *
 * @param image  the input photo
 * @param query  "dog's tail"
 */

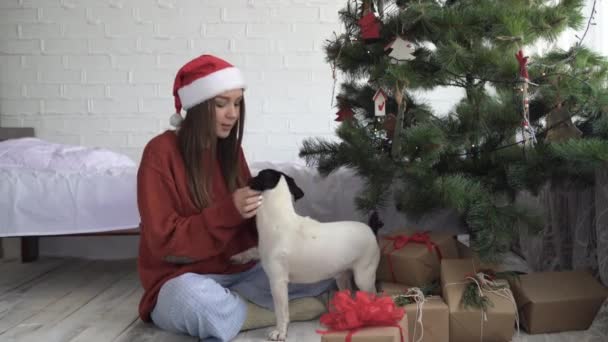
xmin=367 ymin=210 xmax=383 ymax=236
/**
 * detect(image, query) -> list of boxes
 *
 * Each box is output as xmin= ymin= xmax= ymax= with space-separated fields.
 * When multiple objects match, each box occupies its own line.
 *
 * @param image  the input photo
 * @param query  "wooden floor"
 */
xmin=0 ymin=257 xmax=322 ymax=342
xmin=4 ymin=257 xmax=604 ymax=342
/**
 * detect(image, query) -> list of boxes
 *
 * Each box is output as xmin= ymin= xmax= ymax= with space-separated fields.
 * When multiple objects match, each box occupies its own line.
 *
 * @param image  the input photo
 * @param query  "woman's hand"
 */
xmin=232 ymin=186 xmax=262 ymax=219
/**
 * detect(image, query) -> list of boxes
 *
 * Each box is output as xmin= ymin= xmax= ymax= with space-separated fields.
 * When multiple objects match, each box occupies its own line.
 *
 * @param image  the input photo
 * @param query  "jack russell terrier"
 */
xmin=232 ymin=169 xmax=380 ymax=341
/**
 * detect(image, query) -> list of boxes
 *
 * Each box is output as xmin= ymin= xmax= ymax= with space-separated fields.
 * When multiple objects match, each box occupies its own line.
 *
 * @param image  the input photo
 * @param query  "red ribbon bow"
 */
xmin=316 ymin=290 xmax=405 ymax=342
xmin=382 ymin=232 xmax=443 ymax=282
xmin=515 ymin=49 xmax=529 ymax=79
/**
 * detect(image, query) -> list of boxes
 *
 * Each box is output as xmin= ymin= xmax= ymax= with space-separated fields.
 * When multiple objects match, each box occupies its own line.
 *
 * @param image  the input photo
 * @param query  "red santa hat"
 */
xmin=170 ymin=54 xmax=246 ymax=127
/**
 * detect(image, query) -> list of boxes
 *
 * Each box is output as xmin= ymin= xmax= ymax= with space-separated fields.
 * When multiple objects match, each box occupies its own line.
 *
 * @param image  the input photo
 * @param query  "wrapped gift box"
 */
xmin=510 ymin=270 xmax=608 ymax=334
xmin=377 ymin=232 xmax=459 ymax=286
xmin=377 ymin=280 xmax=441 ymax=297
xmin=320 ymin=314 xmax=409 ymax=342
xmin=455 ymin=239 xmax=501 ymax=272
xmin=378 ymin=282 xmax=449 ymax=342
xmin=378 ymin=281 xmax=410 ymax=296
xmin=440 ymin=259 xmax=517 ymax=342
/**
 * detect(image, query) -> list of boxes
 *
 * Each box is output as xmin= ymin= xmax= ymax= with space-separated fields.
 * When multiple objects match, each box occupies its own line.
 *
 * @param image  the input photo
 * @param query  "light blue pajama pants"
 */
xmin=150 ymin=262 xmax=336 ymax=342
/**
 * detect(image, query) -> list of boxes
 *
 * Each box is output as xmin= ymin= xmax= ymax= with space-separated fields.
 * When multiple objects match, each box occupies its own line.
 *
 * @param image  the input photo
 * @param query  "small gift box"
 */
xmin=440 ymin=259 xmax=517 ymax=342
xmin=455 ymin=238 xmax=501 ymax=272
xmin=510 ymin=270 xmax=608 ymax=334
xmin=377 ymin=232 xmax=459 ymax=286
xmin=318 ymin=290 xmax=409 ymax=342
xmin=377 ymin=281 xmax=441 ymax=297
xmin=378 ymin=282 xmax=449 ymax=342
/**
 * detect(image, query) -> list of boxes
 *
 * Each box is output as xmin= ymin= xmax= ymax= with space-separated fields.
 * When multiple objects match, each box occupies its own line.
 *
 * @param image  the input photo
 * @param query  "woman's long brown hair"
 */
xmin=177 ymin=98 xmax=246 ymax=210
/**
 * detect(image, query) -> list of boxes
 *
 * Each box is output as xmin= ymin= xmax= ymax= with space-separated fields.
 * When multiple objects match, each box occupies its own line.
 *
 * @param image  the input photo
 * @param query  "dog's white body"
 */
xmin=253 ymin=176 xmax=380 ymax=340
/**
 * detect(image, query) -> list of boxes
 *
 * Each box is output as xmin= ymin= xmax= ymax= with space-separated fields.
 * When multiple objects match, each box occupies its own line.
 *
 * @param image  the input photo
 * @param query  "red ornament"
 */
xmin=515 ymin=49 xmax=529 ymax=79
xmin=335 ymin=105 xmax=354 ymax=122
xmin=358 ymin=11 xmax=381 ymax=42
xmin=383 ymin=113 xmax=396 ymax=139
xmin=316 ymin=290 xmax=405 ymax=342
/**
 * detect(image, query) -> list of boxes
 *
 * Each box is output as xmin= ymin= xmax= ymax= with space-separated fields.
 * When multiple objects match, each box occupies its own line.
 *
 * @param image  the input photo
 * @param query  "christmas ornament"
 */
xmin=391 ymin=82 xmax=407 ymax=157
xmin=515 ymin=49 xmax=537 ymax=146
xmin=335 ymin=104 xmax=355 ymax=122
xmin=385 ymin=37 xmax=415 ymax=63
xmin=545 ymin=105 xmax=583 ymax=143
xmin=358 ymin=1 xmax=381 ymax=43
xmin=373 ymin=89 xmax=388 ymax=117
xmin=383 ymin=113 xmax=397 ymax=139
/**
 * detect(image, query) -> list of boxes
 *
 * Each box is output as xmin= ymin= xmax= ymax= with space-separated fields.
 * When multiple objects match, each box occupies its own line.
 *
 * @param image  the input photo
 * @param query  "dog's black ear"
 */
xmin=249 ymin=169 xmax=304 ymax=200
xmin=249 ymin=169 xmax=281 ymax=191
xmin=248 ymin=172 xmax=264 ymax=191
xmin=282 ymin=173 xmax=304 ymax=201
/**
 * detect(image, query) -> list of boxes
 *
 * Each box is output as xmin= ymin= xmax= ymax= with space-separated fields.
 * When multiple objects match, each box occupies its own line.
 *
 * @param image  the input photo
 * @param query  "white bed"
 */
xmin=0 ymin=130 xmax=141 ymax=262
xmin=0 ymin=137 xmax=139 ymax=237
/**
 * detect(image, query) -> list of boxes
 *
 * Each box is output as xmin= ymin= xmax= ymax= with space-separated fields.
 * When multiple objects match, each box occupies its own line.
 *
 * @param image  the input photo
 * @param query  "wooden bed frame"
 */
xmin=0 ymin=127 xmax=140 ymax=263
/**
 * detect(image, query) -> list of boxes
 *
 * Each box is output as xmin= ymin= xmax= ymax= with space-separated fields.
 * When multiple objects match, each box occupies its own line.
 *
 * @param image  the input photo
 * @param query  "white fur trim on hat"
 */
xmin=177 ymin=67 xmax=246 ymax=111
xmin=170 ymin=113 xmax=183 ymax=128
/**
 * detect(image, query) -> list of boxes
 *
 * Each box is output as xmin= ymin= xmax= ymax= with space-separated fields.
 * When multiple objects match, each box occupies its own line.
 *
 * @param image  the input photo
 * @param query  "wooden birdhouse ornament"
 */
xmin=385 ymin=37 xmax=415 ymax=63
xmin=373 ymin=89 xmax=388 ymax=117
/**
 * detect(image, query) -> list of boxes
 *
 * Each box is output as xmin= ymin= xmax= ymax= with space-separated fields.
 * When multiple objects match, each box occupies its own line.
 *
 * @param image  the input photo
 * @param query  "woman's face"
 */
xmin=213 ymin=89 xmax=243 ymax=139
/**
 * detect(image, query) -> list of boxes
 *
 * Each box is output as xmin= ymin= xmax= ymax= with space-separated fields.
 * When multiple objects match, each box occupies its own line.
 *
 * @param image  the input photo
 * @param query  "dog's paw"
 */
xmin=267 ymin=328 xmax=286 ymax=341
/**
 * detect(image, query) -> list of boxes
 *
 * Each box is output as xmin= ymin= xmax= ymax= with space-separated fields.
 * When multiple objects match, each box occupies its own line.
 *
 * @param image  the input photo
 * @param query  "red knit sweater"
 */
xmin=136 ymin=130 xmax=258 ymax=322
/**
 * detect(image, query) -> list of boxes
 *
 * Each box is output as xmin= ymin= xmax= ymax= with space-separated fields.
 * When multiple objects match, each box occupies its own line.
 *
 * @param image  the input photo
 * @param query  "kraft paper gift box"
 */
xmin=377 ymin=232 xmax=459 ymax=286
xmin=509 ymin=270 xmax=608 ymax=334
xmin=378 ymin=282 xmax=449 ymax=342
xmin=319 ymin=314 xmax=409 ymax=342
xmin=377 ymin=279 xmax=442 ymax=297
xmin=440 ymin=259 xmax=517 ymax=342
xmin=455 ymin=240 xmax=501 ymax=272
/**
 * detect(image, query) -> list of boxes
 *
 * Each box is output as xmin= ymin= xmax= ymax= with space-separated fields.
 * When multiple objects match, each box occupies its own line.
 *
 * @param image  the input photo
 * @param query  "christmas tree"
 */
xmin=299 ymin=0 xmax=608 ymax=261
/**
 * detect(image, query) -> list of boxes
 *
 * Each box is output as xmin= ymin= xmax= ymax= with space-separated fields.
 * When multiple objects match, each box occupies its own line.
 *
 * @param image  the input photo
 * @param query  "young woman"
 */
xmin=136 ymin=54 xmax=334 ymax=341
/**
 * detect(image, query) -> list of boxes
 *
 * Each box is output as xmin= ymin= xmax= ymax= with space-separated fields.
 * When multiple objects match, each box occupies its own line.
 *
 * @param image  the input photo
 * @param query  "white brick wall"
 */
xmin=2 ymin=0 xmax=603 ymax=164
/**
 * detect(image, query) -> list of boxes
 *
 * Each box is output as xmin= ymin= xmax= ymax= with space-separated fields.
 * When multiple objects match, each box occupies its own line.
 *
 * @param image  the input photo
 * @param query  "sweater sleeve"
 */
xmin=136 ymin=153 xmax=244 ymax=263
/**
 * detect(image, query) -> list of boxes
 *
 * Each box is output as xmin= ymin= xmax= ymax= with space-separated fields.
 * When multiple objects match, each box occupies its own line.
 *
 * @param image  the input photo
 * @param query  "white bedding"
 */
xmin=0 ymin=138 xmax=139 ymax=237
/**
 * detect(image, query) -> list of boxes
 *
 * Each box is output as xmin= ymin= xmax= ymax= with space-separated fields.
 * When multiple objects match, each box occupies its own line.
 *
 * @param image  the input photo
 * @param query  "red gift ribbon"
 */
xmin=316 ymin=290 xmax=405 ymax=342
xmin=382 ymin=231 xmax=443 ymax=282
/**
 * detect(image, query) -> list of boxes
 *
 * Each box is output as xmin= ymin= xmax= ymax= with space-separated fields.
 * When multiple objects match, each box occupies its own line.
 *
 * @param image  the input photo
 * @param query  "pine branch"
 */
xmin=549 ymin=138 xmax=608 ymax=163
xmin=462 ymin=282 xmax=493 ymax=311
xmin=299 ymin=138 xmax=340 ymax=167
xmin=392 ymin=281 xmax=439 ymax=306
xmin=461 ymin=274 xmax=513 ymax=311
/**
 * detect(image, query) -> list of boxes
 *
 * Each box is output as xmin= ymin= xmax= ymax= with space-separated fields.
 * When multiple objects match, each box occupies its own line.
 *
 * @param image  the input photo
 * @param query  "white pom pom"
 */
xmin=170 ymin=113 xmax=183 ymax=127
